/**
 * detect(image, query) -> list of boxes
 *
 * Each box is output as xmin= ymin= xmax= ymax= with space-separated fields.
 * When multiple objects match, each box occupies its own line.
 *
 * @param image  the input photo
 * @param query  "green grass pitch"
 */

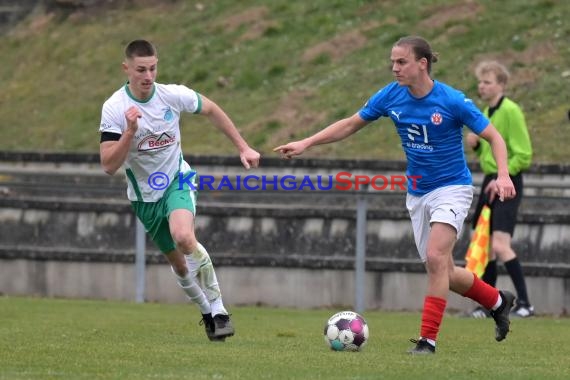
xmin=1 ymin=296 xmax=569 ymax=379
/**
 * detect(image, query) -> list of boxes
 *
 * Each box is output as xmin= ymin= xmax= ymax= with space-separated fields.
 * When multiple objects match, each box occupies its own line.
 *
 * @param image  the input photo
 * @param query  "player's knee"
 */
xmin=491 ymin=238 xmax=510 ymax=258
xmin=425 ymin=252 xmax=447 ymax=274
xmin=171 ymin=231 xmax=198 ymax=253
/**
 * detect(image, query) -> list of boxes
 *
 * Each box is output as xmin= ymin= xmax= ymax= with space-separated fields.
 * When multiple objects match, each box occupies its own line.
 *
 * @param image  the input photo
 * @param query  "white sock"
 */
xmin=173 ymin=269 xmax=211 ymax=314
xmin=187 ymin=243 xmax=223 ymax=302
xmin=185 ymin=254 xmax=200 ymax=278
xmin=210 ymin=296 xmax=228 ymax=316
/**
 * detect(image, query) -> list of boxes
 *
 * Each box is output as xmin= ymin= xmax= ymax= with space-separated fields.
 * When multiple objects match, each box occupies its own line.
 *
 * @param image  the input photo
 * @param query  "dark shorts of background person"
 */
xmin=472 ymin=173 xmax=523 ymax=236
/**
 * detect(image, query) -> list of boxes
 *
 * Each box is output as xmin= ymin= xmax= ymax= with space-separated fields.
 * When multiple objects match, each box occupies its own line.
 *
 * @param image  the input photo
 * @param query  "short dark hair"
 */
xmin=394 ymin=36 xmax=439 ymax=74
xmin=125 ymin=39 xmax=157 ymax=59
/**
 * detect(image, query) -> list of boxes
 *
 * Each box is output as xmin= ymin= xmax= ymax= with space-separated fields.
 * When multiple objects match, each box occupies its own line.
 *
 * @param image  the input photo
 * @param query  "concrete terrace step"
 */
xmin=2 ymin=244 xmax=570 ymax=278
xmin=1 ymin=195 xmax=569 ymax=223
xmin=1 ymin=168 xmax=569 ymax=211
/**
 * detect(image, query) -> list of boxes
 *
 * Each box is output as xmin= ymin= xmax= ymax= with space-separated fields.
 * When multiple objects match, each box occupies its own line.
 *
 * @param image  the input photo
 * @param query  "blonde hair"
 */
xmin=475 ymin=60 xmax=510 ymax=85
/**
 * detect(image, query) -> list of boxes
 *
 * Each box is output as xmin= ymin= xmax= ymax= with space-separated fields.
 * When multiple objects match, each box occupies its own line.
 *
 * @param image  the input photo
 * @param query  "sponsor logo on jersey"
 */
xmin=431 ymin=112 xmax=442 ymax=125
xmin=163 ymin=106 xmax=174 ymax=122
xmin=391 ymin=110 xmax=402 ymax=121
xmin=100 ymin=122 xmax=114 ymax=131
xmin=137 ymin=132 xmax=176 ymax=151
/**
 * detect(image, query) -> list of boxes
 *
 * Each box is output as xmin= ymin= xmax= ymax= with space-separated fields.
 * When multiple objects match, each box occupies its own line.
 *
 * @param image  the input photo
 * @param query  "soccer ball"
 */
xmin=324 ymin=310 xmax=369 ymax=351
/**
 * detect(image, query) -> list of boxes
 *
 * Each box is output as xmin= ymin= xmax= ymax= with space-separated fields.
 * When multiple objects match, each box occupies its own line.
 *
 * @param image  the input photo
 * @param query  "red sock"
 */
xmin=462 ymin=272 xmax=500 ymax=309
xmin=420 ymin=296 xmax=447 ymax=341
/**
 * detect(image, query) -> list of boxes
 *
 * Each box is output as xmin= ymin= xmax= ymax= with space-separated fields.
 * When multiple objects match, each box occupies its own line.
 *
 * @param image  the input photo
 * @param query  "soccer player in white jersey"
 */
xmin=99 ymin=39 xmax=260 ymax=341
xmin=274 ymin=36 xmax=517 ymax=354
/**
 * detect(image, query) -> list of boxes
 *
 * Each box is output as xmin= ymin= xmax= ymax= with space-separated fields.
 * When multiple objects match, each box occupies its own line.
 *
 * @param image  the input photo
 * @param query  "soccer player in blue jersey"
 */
xmin=274 ymin=36 xmax=517 ymax=354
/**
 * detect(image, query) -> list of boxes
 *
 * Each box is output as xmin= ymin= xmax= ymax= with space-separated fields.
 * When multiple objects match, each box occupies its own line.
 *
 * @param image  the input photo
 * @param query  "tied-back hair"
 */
xmin=394 ymin=36 xmax=439 ymax=74
xmin=475 ymin=60 xmax=510 ymax=85
xmin=125 ymin=39 xmax=157 ymax=59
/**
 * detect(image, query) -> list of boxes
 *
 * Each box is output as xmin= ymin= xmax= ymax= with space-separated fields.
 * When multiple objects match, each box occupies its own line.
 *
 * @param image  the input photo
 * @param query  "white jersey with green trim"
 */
xmin=99 ymin=82 xmax=201 ymax=202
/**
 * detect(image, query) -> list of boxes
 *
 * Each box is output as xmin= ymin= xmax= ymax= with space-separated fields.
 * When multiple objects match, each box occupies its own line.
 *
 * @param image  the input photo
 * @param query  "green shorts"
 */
xmin=131 ymin=171 xmax=197 ymax=253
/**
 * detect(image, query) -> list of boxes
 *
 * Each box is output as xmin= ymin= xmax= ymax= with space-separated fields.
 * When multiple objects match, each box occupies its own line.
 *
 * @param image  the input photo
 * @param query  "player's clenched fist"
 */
xmin=124 ymin=106 xmax=142 ymax=133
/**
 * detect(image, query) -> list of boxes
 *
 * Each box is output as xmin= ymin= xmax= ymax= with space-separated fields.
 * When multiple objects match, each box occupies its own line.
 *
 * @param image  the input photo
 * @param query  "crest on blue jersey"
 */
xmin=431 ymin=112 xmax=443 ymax=125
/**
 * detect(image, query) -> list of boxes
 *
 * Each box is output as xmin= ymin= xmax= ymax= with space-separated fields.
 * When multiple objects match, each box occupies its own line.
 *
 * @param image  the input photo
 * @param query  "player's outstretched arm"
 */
xmin=273 ymin=113 xmax=369 ymax=159
xmin=199 ymin=95 xmax=260 ymax=169
xmin=479 ymin=123 xmax=516 ymax=202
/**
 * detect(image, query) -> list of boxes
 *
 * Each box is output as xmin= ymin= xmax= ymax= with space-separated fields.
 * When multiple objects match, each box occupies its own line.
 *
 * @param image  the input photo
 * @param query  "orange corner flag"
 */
xmin=465 ymin=205 xmax=491 ymax=278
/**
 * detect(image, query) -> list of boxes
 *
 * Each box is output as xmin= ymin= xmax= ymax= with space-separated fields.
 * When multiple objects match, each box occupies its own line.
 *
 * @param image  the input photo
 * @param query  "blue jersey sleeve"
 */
xmin=456 ymin=92 xmax=489 ymax=134
xmin=358 ymin=83 xmax=396 ymax=121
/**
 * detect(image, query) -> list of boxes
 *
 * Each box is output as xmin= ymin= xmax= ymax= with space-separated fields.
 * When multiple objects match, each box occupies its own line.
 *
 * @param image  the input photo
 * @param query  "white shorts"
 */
xmin=406 ymin=185 xmax=473 ymax=262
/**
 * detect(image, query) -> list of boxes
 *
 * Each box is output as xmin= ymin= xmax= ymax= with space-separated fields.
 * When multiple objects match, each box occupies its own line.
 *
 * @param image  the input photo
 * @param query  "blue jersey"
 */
xmin=358 ymin=80 xmax=489 ymax=195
